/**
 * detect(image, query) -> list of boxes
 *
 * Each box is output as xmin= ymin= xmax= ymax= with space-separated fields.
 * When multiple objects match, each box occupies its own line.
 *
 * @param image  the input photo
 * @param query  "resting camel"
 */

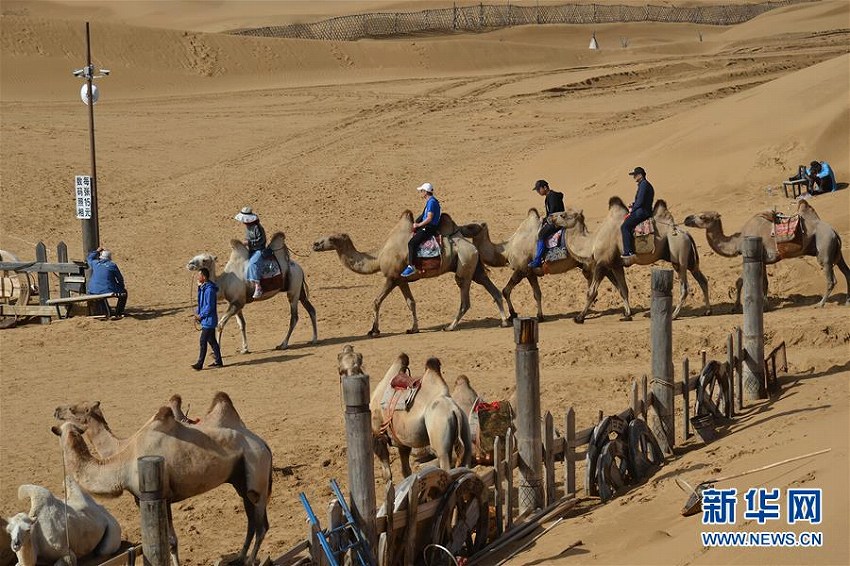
xmin=186 ymin=233 xmax=317 ymax=353
xmin=684 ymin=199 xmax=850 ymax=308
xmin=549 ymin=198 xmax=711 ymax=323
xmin=53 ymin=397 xmax=271 ymax=566
xmin=313 ymin=211 xmax=509 ymax=335
xmin=6 ymin=479 xmax=122 ymax=565
xmin=460 ymin=209 xmax=620 ymax=320
xmin=338 ymin=345 xmax=472 ymax=481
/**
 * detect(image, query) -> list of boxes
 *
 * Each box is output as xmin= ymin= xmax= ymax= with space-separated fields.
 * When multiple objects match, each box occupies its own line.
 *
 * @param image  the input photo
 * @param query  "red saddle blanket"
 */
xmin=390 ymin=372 xmax=422 ymax=391
xmin=633 ymin=218 xmax=655 ymax=237
xmin=772 ymin=214 xmax=801 ymax=243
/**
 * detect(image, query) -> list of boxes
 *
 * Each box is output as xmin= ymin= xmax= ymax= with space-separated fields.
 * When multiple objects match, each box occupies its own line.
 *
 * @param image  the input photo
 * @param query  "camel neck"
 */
xmin=16 ymin=541 xmax=36 ymax=566
xmin=62 ymin=432 xmax=125 ymax=497
xmin=86 ymin=418 xmax=123 ymax=457
xmin=477 ymin=231 xmax=508 ymax=267
xmin=705 ymin=219 xmax=741 ymax=257
xmin=563 ymin=223 xmax=594 ymax=264
xmin=336 ymin=239 xmax=380 ymax=274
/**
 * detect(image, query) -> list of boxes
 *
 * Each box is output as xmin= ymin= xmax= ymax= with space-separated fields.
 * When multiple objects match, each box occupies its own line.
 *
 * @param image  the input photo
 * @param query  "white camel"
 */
xmin=186 ymin=233 xmax=317 ymax=353
xmin=6 ymin=479 xmax=122 ymax=565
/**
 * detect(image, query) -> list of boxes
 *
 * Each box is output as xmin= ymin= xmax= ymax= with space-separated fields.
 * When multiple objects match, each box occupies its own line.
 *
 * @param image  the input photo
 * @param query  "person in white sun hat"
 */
xmin=401 ymin=182 xmax=441 ymax=278
xmin=234 ymin=206 xmax=267 ymax=299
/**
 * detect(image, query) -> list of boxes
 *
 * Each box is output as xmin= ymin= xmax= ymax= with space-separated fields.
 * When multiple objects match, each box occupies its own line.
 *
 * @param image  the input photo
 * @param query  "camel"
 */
xmin=550 ymin=197 xmax=711 ymax=323
xmin=53 ymin=397 xmax=271 ymax=566
xmin=337 ymin=345 xmax=472 ymax=482
xmin=313 ymin=210 xmax=509 ymax=336
xmin=6 ymin=479 xmax=122 ymax=565
xmin=684 ymin=199 xmax=850 ymax=308
xmin=186 ymin=233 xmax=317 ymax=353
xmin=460 ymin=209 xmax=621 ymax=320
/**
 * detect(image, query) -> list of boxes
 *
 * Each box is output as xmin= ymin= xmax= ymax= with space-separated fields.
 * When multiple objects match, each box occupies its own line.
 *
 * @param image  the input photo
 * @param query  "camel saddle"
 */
xmin=416 ymin=235 xmax=442 ymax=258
xmin=381 ymin=372 xmax=422 ymax=412
xmin=258 ymin=256 xmax=283 ymax=293
xmin=545 ymin=229 xmax=566 ymax=249
xmin=633 ymin=218 xmax=656 ymax=255
xmin=470 ymin=399 xmax=513 ymax=464
xmin=771 ymin=213 xmax=802 ymax=243
xmin=543 ymin=229 xmax=569 ymax=264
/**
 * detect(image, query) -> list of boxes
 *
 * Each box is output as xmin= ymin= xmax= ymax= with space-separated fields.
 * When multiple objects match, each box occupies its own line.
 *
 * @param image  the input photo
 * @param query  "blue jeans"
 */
xmin=198 ymin=327 xmax=222 ymax=365
xmin=247 ymin=250 xmax=263 ymax=281
xmin=621 ymin=208 xmax=651 ymax=255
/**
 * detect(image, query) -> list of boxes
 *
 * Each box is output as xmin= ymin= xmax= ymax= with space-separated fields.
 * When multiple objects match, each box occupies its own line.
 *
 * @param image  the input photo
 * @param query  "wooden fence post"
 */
xmin=682 ymin=357 xmax=690 ymax=440
xmin=641 ymin=375 xmax=648 ymax=420
xmin=403 ymin=475 xmax=419 ymax=566
xmin=138 ymin=456 xmax=169 ymax=566
xmin=543 ymin=411 xmax=555 ymax=506
xmin=736 ymin=326 xmax=744 ymax=411
xmin=505 ymin=428 xmax=514 ymax=529
xmin=384 ymin=482 xmax=394 ymax=565
xmin=341 ymin=372 xmax=378 ymax=558
xmin=493 ymin=436 xmax=504 ymax=536
xmin=631 ymin=380 xmax=639 ymax=416
xmin=650 ymin=269 xmax=675 ymax=451
xmin=742 ymin=237 xmax=765 ymax=402
xmin=513 ymin=317 xmax=543 ymax=514
xmin=565 ymin=408 xmax=576 ymax=497
xmin=35 ymin=242 xmax=50 ymax=324
xmin=57 ymin=242 xmax=69 ymax=298
xmin=726 ymin=333 xmax=735 ymax=417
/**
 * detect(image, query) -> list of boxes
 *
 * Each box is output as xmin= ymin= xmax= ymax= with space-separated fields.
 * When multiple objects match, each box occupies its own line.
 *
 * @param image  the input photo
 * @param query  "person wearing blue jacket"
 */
xmin=192 ymin=267 xmax=223 ymax=370
xmin=86 ymin=247 xmax=127 ymax=317
xmin=402 ymin=182 xmax=442 ymax=278
xmin=621 ymin=166 xmax=655 ymax=263
xmin=806 ymin=161 xmax=836 ymax=194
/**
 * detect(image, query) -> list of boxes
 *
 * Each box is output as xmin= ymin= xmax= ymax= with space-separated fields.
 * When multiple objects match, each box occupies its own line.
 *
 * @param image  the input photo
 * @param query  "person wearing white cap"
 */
xmin=401 ymin=183 xmax=441 ymax=278
xmin=234 ymin=206 xmax=267 ymax=298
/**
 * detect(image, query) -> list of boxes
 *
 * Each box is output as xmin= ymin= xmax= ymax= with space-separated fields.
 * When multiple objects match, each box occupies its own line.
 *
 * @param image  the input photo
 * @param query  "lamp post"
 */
xmin=73 ymin=22 xmax=109 ymax=255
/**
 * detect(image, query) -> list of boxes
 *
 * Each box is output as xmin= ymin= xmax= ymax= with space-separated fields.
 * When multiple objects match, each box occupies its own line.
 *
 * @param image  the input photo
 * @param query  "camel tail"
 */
xmin=687 ymin=232 xmax=700 ymax=271
xmin=301 ymin=274 xmax=310 ymax=301
xmin=458 ymin=408 xmax=473 ymax=468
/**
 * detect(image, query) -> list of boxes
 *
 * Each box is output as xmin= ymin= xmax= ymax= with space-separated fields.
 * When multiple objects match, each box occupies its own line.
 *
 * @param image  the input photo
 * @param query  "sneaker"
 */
xmin=209 ymin=361 xmax=224 ymax=368
xmin=191 ymin=363 xmax=203 ymax=371
xmin=401 ymin=265 xmax=416 ymax=277
xmin=252 ymin=285 xmax=263 ymax=299
xmin=528 ymin=260 xmax=542 ymax=269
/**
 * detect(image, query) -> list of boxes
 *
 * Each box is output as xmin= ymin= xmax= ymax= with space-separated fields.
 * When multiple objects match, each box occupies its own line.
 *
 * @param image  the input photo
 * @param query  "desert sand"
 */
xmin=1 ymin=0 xmax=848 ymax=564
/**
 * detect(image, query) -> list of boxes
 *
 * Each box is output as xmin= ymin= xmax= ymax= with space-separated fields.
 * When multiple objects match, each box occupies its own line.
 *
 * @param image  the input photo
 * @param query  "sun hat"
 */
xmin=628 ymin=167 xmax=646 ymax=176
xmin=533 ymin=179 xmax=549 ymax=191
xmin=234 ymin=206 xmax=258 ymax=223
xmin=99 ymin=249 xmax=112 ymax=261
xmin=416 ymin=182 xmax=434 ymax=193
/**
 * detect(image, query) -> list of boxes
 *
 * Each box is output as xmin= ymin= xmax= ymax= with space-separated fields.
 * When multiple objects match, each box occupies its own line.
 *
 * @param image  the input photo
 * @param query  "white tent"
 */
xmin=589 ymin=32 xmax=599 ymax=49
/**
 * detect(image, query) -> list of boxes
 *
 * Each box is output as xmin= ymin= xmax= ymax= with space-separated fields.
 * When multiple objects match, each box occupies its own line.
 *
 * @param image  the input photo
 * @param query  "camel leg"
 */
xmin=502 ymin=270 xmax=525 ymax=320
xmin=672 ymin=263 xmax=687 ymax=320
xmin=733 ymin=277 xmax=743 ymax=312
xmin=217 ymin=303 xmax=239 ymax=353
xmin=374 ymin=436 xmax=393 ymax=482
xmin=398 ymin=445 xmax=413 ymax=478
xmin=369 ymin=278 xmax=397 ymax=337
xmin=233 ymin=497 xmax=257 ymax=564
xmin=575 ymin=266 xmax=605 ymax=324
xmin=691 ymin=267 xmax=711 ymax=315
xmin=445 ymin=275 xmax=472 ymax=331
xmin=276 ymin=296 xmax=299 ymax=350
xmin=611 ymin=265 xmax=633 ymax=322
xmin=836 ymin=251 xmax=850 ymax=305
xmin=472 ymin=263 xmax=510 ymax=327
xmin=397 ymin=281 xmax=419 ymax=334
xmin=235 ymin=311 xmax=249 ymax=353
xmin=527 ymin=272 xmax=545 ymax=322
xmin=299 ymin=287 xmax=319 ymax=344
xmin=166 ymin=503 xmax=180 ymax=566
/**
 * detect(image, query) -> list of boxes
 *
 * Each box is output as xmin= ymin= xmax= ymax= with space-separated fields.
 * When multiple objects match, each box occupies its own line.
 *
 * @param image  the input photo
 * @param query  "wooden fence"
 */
xmin=232 ymin=1 xmax=811 ymax=41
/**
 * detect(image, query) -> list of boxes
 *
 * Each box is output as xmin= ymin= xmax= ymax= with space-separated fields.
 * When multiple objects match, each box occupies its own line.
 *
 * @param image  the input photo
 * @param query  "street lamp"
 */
xmin=73 ymin=22 xmax=109 ymax=255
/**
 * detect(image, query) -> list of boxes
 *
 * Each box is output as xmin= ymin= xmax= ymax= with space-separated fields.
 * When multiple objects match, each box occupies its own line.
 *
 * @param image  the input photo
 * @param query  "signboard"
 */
xmin=75 ymin=175 xmax=92 ymax=219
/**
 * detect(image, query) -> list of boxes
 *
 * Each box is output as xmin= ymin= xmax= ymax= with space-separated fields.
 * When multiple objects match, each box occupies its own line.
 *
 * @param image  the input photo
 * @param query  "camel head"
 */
xmin=338 ymin=345 xmax=364 ymax=377
xmin=683 ymin=211 xmax=721 ymax=229
xmin=549 ymin=208 xmax=585 ymax=230
xmin=313 ymin=234 xmax=351 ymax=253
xmin=186 ymin=253 xmax=216 ymax=271
xmin=5 ymin=512 xmax=36 ymax=552
xmin=54 ymin=401 xmax=102 ymax=430
xmin=458 ymin=223 xmax=484 ymax=238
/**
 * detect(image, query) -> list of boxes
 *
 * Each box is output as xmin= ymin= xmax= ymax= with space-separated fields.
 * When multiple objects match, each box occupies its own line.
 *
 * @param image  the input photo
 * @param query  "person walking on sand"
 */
xmin=192 ymin=267 xmax=223 ymax=370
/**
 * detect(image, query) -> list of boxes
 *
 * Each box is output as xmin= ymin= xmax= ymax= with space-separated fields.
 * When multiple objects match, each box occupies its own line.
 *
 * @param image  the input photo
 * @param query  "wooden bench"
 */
xmin=46 ymin=292 xmax=119 ymax=318
xmin=783 ymin=179 xmax=807 ymax=198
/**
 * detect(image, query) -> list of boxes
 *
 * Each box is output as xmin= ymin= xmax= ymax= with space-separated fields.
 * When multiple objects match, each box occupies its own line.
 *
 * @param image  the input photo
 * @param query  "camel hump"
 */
xmin=398 ymin=353 xmax=410 ymax=371
xmin=400 ymin=209 xmax=414 ymax=220
xmin=425 ymin=357 xmax=442 ymax=375
xmin=455 ymin=374 xmax=471 ymax=387
xmin=653 ymin=199 xmax=668 ymax=214
xmin=207 ymin=391 xmax=244 ymax=423
xmin=153 ymin=406 xmax=176 ymax=423
xmin=17 ymin=484 xmax=49 ymax=506
xmin=528 ymin=207 xmax=540 ymax=218
xmin=169 ymin=394 xmax=182 ymax=405
xmin=608 ymin=196 xmax=628 ymax=211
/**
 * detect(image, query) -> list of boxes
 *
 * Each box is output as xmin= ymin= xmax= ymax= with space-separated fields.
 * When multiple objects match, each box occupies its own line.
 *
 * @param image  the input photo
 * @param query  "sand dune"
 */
xmin=1 ymin=1 xmax=848 ymax=564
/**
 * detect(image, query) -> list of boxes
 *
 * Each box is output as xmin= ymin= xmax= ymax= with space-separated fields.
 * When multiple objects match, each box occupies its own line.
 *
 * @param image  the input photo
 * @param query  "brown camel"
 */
xmin=337 ymin=345 xmax=472 ymax=482
xmin=684 ymin=199 xmax=850 ymax=308
xmin=313 ymin=211 xmax=508 ymax=335
xmin=549 ymin=197 xmax=711 ymax=323
xmin=460 ymin=209 xmax=621 ymax=320
xmin=53 ymin=396 xmax=271 ymax=566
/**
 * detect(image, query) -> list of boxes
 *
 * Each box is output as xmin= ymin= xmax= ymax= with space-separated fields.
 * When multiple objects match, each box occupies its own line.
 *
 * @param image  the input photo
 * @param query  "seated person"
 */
xmin=805 ymin=161 xmax=836 ymax=194
xmin=234 ymin=206 xmax=267 ymax=298
xmin=621 ymin=166 xmax=654 ymax=262
xmin=86 ymin=247 xmax=127 ymax=317
xmin=528 ymin=179 xmax=566 ymax=269
xmin=402 ymin=182 xmax=441 ymax=278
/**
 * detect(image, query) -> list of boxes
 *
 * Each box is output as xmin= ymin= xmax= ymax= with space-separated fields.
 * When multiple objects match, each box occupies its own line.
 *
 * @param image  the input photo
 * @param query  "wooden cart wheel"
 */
xmin=377 ymin=466 xmax=451 ymax=566
xmin=430 ymin=472 xmax=489 ymax=557
xmin=627 ymin=418 xmax=664 ymax=482
xmin=585 ymin=415 xmax=628 ymax=496
xmin=695 ymin=360 xmax=729 ymax=419
xmin=596 ymin=437 xmax=630 ymax=502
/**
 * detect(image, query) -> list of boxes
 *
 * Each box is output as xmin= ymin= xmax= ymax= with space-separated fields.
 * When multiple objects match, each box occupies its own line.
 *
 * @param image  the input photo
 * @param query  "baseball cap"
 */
xmin=416 ymin=182 xmax=434 ymax=193
xmin=533 ymin=179 xmax=549 ymax=191
xmin=628 ymin=167 xmax=646 ymax=176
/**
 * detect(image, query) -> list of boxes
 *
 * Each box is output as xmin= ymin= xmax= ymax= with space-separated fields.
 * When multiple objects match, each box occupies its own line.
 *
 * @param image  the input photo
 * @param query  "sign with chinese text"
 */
xmin=75 ymin=175 xmax=92 ymax=219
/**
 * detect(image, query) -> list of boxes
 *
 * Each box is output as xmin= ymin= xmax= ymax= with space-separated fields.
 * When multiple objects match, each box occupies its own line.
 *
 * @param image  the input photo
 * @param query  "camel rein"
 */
xmin=60 ymin=440 xmax=73 ymax=560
